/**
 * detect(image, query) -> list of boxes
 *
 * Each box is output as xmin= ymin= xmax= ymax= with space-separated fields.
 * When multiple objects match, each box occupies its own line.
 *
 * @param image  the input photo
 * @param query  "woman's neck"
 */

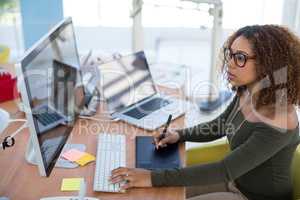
xmin=246 ymin=81 xmax=259 ymax=95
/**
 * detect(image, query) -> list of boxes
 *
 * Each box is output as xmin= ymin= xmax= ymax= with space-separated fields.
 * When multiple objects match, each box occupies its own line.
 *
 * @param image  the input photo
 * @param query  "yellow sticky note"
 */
xmin=61 ymin=178 xmax=83 ymax=191
xmin=75 ymin=153 xmax=95 ymax=166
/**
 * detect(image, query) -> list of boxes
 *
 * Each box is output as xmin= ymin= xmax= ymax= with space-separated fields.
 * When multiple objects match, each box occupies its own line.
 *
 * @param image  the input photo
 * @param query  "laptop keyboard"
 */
xmin=35 ymin=112 xmax=63 ymax=126
xmin=123 ymin=97 xmax=170 ymax=119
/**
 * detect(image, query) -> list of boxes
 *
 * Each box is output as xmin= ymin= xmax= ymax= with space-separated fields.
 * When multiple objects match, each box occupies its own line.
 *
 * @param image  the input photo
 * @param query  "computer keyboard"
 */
xmin=93 ymin=133 xmax=126 ymax=193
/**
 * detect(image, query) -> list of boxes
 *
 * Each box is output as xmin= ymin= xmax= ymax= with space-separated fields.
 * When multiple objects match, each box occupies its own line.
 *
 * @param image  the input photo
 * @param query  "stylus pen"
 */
xmin=158 ymin=114 xmax=173 ymax=141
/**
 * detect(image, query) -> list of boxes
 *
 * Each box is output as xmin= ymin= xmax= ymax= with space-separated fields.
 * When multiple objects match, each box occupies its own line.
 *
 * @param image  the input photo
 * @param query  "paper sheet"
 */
xmin=75 ymin=153 xmax=95 ymax=166
xmin=61 ymin=149 xmax=85 ymax=162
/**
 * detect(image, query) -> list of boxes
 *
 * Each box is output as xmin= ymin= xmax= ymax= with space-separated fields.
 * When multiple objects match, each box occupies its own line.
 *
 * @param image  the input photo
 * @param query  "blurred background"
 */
xmin=0 ymin=0 xmax=299 ymax=105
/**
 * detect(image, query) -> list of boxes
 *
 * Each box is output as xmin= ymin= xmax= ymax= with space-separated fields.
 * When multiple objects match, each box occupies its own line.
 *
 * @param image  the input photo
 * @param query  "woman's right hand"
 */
xmin=153 ymin=129 xmax=180 ymax=149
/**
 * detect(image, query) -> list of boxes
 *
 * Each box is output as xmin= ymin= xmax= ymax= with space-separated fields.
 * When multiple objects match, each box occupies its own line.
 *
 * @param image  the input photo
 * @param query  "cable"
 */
xmin=9 ymin=119 xmax=27 ymax=123
xmin=1 ymin=120 xmax=27 ymax=150
xmin=10 ymin=121 xmax=28 ymax=138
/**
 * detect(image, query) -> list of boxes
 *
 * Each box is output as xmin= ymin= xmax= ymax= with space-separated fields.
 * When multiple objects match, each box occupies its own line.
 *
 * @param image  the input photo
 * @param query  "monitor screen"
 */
xmin=20 ymin=17 xmax=84 ymax=176
xmin=100 ymin=51 xmax=157 ymax=113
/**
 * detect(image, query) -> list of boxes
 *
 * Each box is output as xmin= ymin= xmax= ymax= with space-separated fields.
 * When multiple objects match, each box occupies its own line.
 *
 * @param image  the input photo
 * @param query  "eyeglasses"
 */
xmin=224 ymin=47 xmax=256 ymax=68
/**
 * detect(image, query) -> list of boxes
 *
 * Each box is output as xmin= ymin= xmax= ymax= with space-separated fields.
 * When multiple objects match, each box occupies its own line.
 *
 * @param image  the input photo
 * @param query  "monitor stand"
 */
xmin=25 ymin=138 xmax=86 ymax=169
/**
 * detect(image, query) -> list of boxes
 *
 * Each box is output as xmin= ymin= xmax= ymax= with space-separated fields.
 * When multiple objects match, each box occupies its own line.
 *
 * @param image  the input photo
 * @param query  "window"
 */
xmin=0 ymin=0 xmax=20 ymax=26
xmin=63 ymin=0 xmax=132 ymax=27
xmin=63 ymin=0 xmax=284 ymax=28
xmin=222 ymin=0 xmax=284 ymax=29
xmin=143 ymin=0 xmax=212 ymax=28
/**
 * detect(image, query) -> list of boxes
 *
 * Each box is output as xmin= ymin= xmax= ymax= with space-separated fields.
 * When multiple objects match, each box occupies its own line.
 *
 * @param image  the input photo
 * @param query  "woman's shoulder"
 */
xmin=256 ymin=105 xmax=299 ymax=132
xmin=237 ymin=89 xmax=298 ymax=131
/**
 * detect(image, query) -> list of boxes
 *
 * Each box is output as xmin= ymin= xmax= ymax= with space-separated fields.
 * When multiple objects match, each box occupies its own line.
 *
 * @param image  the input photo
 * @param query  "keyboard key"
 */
xmin=36 ymin=111 xmax=63 ymax=126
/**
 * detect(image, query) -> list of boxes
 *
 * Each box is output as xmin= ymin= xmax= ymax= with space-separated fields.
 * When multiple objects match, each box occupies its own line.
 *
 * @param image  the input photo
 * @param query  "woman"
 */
xmin=110 ymin=25 xmax=300 ymax=200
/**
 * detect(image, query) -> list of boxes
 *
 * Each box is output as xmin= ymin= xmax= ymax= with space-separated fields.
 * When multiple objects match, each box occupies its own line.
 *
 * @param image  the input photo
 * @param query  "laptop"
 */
xmin=99 ymin=51 xmax=186 ymax=130
xmin=31 ymin=60 xmax=77 ymax=134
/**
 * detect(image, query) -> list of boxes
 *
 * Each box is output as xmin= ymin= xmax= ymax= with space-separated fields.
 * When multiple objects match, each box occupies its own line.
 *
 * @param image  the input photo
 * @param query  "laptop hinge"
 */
xmin=111 ymin=93 xmax=157 ymax=115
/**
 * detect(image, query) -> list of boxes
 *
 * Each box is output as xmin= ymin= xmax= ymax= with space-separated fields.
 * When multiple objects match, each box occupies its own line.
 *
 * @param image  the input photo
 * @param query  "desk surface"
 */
xmin=0 ymin=91 xmax=187 ymax=200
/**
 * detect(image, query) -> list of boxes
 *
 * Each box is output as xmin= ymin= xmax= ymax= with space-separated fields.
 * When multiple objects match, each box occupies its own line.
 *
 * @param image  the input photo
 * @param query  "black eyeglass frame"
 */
xmin=224 ymin=47 xmax=256 ymax=68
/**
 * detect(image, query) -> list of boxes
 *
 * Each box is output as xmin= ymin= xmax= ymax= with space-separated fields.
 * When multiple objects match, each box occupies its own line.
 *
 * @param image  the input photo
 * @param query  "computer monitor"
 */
xmin=15 ymin=17 xmax=85 ymax=177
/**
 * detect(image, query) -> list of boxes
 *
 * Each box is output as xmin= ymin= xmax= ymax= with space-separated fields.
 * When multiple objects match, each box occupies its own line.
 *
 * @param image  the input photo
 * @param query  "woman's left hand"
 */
xmin=110 ymin=167 xmax=152 ymax=190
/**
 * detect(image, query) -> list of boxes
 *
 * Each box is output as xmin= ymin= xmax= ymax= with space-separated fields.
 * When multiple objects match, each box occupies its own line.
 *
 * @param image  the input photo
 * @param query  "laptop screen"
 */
xmin=100 ymin=51 xmax=157 ymax=113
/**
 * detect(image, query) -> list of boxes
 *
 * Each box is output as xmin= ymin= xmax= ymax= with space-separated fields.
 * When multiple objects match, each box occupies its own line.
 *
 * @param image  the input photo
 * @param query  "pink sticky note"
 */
xmin=61 ymin=149 xmax=86 ymax=162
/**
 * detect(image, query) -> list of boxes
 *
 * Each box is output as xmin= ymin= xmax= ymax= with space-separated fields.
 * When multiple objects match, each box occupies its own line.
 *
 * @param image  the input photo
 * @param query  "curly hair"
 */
xmin=220 ymin=25 xmax=300 ymax=112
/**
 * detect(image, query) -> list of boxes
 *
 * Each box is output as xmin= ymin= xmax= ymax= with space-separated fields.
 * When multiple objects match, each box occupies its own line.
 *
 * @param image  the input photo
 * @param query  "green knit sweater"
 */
xmin=151 ymin=95 xmax=300 ymax=200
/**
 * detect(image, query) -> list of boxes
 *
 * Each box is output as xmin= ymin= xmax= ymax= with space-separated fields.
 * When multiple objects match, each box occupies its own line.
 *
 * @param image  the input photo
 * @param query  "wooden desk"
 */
xmin=0 ymin=93 xmax=186 ymax=200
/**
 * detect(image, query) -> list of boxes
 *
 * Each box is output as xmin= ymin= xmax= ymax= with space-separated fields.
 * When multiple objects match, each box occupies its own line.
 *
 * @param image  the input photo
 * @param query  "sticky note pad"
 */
xmin=61 ymin=178 xmax=83 ymax=191
xmin=61 ymin=149 xmax=85 ymax=162
xmin=75 ymin=153 xmax=95 ymax=166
